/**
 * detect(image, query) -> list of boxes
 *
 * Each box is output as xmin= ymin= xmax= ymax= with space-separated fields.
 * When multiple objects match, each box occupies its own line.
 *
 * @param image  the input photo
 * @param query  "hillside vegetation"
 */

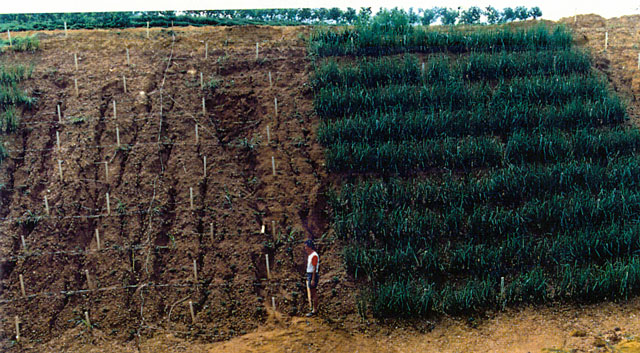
xmin=312 ymin=22 xmax=639 ymax=318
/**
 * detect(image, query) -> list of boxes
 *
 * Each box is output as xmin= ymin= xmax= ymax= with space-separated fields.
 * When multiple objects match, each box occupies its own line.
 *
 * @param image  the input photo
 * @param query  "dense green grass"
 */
xmin=0 ymin=63 xmax=33 ymax=135
xmin=0 ymin=35 xmax=39 ymax=52
xmin=310 ymin=24 xmax=572 ymax=57
xmin=313 ymin=21 xmax=640 ymax=318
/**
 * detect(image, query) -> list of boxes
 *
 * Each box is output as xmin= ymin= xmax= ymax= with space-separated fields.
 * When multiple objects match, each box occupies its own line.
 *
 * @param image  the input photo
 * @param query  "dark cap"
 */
xmin=304 ymin=239 xmax=316 ymax=251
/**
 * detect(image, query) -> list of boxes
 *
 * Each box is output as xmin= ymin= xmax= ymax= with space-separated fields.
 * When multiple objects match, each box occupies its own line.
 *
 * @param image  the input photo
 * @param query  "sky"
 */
xmin=1 ymin=0 xmax=638 ymax=21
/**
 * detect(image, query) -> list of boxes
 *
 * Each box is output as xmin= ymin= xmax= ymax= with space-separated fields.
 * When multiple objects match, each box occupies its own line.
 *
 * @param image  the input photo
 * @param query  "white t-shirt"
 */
xmin=307 ymin=251 xmax=319 ymax=274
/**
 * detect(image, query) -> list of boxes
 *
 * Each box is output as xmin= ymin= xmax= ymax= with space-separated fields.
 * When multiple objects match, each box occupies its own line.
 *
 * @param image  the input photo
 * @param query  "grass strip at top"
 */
xmin=310 ymin=23 xmax=572 ymax=57
xmin=312 ymin=49 xmax=591 ymax=90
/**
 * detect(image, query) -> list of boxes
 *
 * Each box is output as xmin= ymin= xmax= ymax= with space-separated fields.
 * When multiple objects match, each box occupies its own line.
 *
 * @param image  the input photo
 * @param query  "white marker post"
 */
xmin=15 ymin=317 xmax=20 ymax=342
xmin=271 ymin=297 xmax=276 ymax=312
xmin=74 ymin=78 xmax=79 ymax=96
xmin=266 ymin=125 xmax=271 ymax=144
xmin=193 ymin=259 xmax=198 ymax=282
xmin=57 ymin=105 xmax=62 ymax=123
xmin=202 ymin=97 xmax=206 ymax=115
xmin=204 ymin=42 xmax=208 ymax=59
xmin=189 ymin=301 xmax=196 ymax=323
xmin=271 ymin=156 xmax=276 ymax=176
xmin=126 ymin=48 xmax=131 ymax=66
xmin=95 ymin=228 xmax=101 ymax=250
xmin=64 ymin=21 xmax=68 ymax=37
xmin=195 ymin=124 xmax=199 ymax=144
xmin=268 ymin=71 xmax=272 ymax=87
xmin=106 ymin=192 xmax=111 ymax=215
xmin=116 ymin=126 xmax=121 ymax=147
xmin=274 ymin=97 xmax=278 ymax=117
xmin=57 ymin=160 xmax=63 ymax=180
xmin=200 ymin=72 xmax=204 ymax=89
xmin=189 ymin=187 xmax=194 ymax=210
xmin=21 ymin=235 xmax=26 ymax=250
xmin=265 ymin=254 xmax=271 ymax=279
xmin=203 ymin=156 xmax=207 ymax=178
xmin=44 ymin=195 xmax=50 ymax=215
xmin=146 ymin=22 xmax=150 ymax=38
xmin=123 ymin=75 xmax=127 ymax=93
xmin=605 ymin=31 xmax=608 ymax=51
xmin=256 ymin=42 xmax=259 ymax=60
xmin=104 ymin=161 xmax=109 ymax=182
xmin=74 ymin=53 xmax=78 ymax=71
xmin=19 ymin=274 xmax=26 ymax=297
xmin=113 ymin=100 xmax=117 ymax=121
xmin=84 ymin=311 xmax=91 ymax=328
xmin=85 ymin=269 xmax=92 ymax=289
xmin=56 ymin=131 xmax=61 ymax=151
xmin=261 ymin=225 xmax=265 ymax=234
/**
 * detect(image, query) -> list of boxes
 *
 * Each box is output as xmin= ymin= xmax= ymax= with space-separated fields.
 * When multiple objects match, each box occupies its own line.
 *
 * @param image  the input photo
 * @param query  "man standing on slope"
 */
xmin=304 ymin=239 xmax=319 ymax=317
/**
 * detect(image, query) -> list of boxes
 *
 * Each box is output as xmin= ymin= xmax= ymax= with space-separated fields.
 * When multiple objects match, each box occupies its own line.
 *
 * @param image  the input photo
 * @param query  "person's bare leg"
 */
xmin=311 ymin=288 xmax=318 ymax=313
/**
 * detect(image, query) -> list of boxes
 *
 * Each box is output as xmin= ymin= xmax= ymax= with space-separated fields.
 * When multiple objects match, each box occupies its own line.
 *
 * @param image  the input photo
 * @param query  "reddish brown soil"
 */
xmin=1 ymin=14 xmax=640 ymax=353
xmin=0 ymin=25 xmax=356 ymax=351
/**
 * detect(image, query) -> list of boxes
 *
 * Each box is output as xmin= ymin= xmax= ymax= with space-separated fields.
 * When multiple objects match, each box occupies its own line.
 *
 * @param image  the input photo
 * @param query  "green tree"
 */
xmin=421 ymin=8 xmax=439 ymax=25
xmin=502 ymin=7 xmax=516 ymax=22
xmin=460 ymin=6 xmax=482 ymax=24
xmin=515 ymin=6 xmax=530 ymax=20
xmin=440 ymin=7 xmax=459 ymax=25
xmin=529 ymin=7 xmax=543 ymax=20
xmin=328 ymin=7 xmax=343 ymax=23
xmin=344 ymin=8 xmax=358 ymax=23
xmin=484 ymin=6 xmax=501 ymax=24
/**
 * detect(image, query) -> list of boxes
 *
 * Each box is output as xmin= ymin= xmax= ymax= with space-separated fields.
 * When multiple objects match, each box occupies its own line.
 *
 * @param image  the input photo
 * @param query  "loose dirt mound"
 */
xmin=1 ymin=14 xmax=640 ymax=353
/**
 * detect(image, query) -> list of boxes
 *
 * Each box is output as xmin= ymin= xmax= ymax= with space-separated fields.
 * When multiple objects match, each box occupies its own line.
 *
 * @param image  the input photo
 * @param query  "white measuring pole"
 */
xmin=274 ymin=97 xmax=278 ymax=117
xmin=84 ymin=311 xmax=91 ymax=327
xmin=21 ymin=235 xmax=26 ymax=250
xmin=95 ymin=228 xmax=101 ymax=250
xmin=44 ymin=195 xmax=49 ymax=215
xmin=113 ymin=100 xmax=117 ymax=120
xmin=189 ymin=301 xmax=196 ymax=323
xmin=15 ymin=317 xmax=20 ymax=342
xmin=19 ymin=274 xmax=26 ymax=297
xmin=104 ymin=161 xmax=109 ymax=182
xmin=202 ymin=97 xmax=206 ymax=115
xmin=146 ymin=22 xmax=150 ymax=38
xmin=271 ymin=297 xmax=276 ymax=312
xmin=205 ymin=42 xmax=208 ymax=59
xmin=57 ymin=105 xmax=62 ymax=123
xmin=106 ymin=192 xmax=111 ymax=215
xmin=271 ymin=156 xmax=276 ymax=176
xmin=74 ymin=53 xmax=78 ymax=71
xmin=266 ymin=125 xmax=270 ymax=143
xmin=56 ymin=131 xmax=61 ymax=151
xmin=200 ymin=72 xmax=203 ymax=89
xmin=203 ymin=156 xmax=207 ymax=178
xmin=256 ymin=42 xmax=259 ymax=60
xmin=64 ymin=21 xmax=68 ymax=37
xmin=193 ymin=259 xmax=198 ymax=282
xmin=116 ymin=126 xmax=120 ymax=147
xmin=265 ymin=254 xmax=271 ymax=279
xmin=268 ymin=71 xmax=272 ymax=87
xmin=85 ymin=269 xmax=92 ymax=289
xmin=57 ymin=160 xmax=63 ymax=180
xmin=195 ymin=124 xmax=199 ymax=144
xmin=122 ymin=75 xmax=127 ymax=93
xmin=74 ymin=78 xmax=79 ymax=96
xmin=605 ymin=31 xmax=608 ymax=51
xmin=189 ymin=187 xmax=194 ymax=209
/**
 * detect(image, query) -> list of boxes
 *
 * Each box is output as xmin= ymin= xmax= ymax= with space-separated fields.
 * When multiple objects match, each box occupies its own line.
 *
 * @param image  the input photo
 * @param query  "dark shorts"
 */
xmin=306 ymin=272 xmax=319 ymax=289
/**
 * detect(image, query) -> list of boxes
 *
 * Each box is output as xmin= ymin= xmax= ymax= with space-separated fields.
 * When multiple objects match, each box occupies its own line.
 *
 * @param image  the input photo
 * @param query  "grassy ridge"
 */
xmin=311 ymin=24 xmax=572 ymax=57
